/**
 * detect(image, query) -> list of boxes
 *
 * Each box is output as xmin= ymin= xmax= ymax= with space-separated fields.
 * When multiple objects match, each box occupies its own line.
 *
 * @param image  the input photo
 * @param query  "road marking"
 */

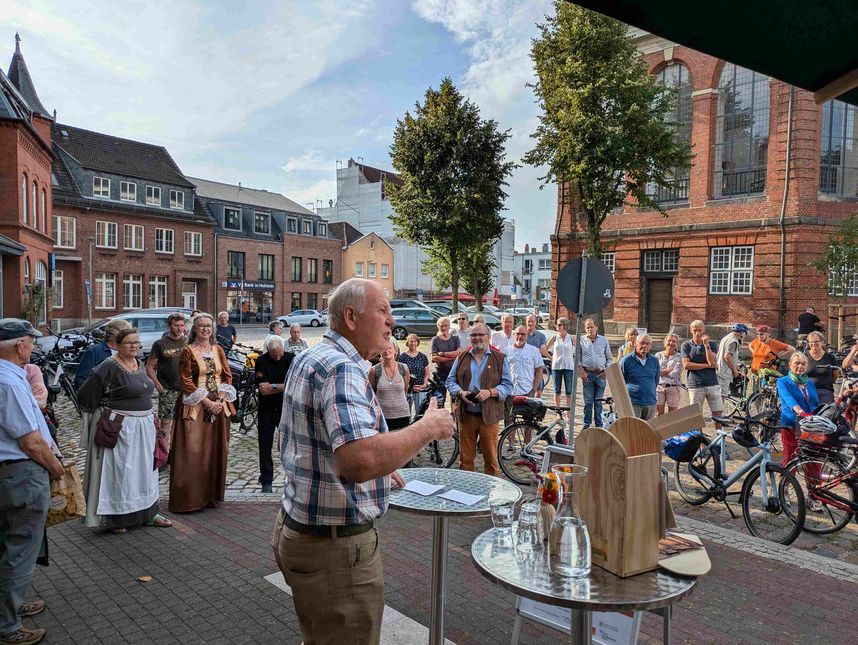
xmin=264 ymin=572 xmax=456 ymax=644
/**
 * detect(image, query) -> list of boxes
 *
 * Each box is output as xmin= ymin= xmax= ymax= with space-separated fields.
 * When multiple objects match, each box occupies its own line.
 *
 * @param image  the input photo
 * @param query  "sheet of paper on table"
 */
xmin=402 ymin=481 xmax=446 ymax=496
xmin=438 ymin=489 xmax=484 ymax=506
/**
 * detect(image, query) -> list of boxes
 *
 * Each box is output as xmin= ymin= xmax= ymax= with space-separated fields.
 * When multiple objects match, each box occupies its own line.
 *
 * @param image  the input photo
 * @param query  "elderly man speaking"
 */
xmin=0 ymin=319 xmax=64 ymax=645
xmin=446 ymin=322 xmax=513 ymax=477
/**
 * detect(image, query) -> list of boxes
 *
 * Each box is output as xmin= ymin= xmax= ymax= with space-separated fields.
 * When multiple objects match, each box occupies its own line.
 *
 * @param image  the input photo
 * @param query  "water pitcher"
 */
xmin=548 ymin=464 xmax=591 ymax=578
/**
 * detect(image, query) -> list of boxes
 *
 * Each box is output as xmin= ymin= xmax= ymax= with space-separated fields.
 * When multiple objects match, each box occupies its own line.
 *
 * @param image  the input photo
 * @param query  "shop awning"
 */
xmin=569 ymin=0 xmax=858 ymax=106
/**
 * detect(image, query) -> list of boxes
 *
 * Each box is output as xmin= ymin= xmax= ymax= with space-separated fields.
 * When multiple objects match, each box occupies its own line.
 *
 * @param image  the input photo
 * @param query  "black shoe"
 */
xmin=261 ymin=484 xmax=273 ymax=494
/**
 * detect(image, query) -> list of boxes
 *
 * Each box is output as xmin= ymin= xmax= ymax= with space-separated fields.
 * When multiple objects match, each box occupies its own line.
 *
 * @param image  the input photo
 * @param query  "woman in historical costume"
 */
xmin=77 ymin=328 xmax=172 ymax=533
xmin=169 ymin=313 xmax=236 ymax=512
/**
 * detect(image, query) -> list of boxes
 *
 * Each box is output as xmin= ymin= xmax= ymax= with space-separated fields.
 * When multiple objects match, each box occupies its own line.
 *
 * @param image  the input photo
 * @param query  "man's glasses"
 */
xmin=121 ymin=341 xmax=143 ymax=347
xmin=459 ymin=317 xmax=467 ymax=321
xmin=197 ymin=324 xmax=213 ymax=329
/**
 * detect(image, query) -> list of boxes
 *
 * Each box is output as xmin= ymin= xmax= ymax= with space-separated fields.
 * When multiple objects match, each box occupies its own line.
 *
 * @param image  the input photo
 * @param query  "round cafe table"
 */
xmin=471 ymin=527 xmax=696 ymax=644
xmin=390 ymin=468 xmax=521 ymax=645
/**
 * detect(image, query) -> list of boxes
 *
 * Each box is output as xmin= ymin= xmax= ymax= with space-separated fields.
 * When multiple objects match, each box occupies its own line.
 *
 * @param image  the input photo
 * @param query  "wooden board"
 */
xmin=647 ymin=404 xmax=705 ymax=440
xmin=609 ymin=417 xmax=661 ymax=457
xmin=622 ymin=454 xmax=661 ymax=576
xmin=658 ymin=533 xmax=711 ymax=577
xmin=605 ymin=363 xmax=634 ymax=419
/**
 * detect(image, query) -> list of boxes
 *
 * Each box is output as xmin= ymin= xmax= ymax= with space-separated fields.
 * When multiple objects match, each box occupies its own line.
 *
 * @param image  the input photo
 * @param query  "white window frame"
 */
xmin=120 ymin=181 xmax=137 ymax=202
xmin=303 ymin=220 xmax=312 ymax=234
xmin=184 ymin=231 xmax=202 ymax=256
xmin=224 ymin=207 xmax=242 ymax=231
xmin=123 ymin=274 xmax=143 ymax=309
xmin=368 ymin=262 xmax=377 ymax=278
xmin=146 ymin=185 xmax=161 ymax=206
xmin=123 ymin=224 xmax=145 ymax=251
xmin=93 ymin=176 xmax=110 ymax=199
xmin=318 ymin=222 xmax=327 ymax=237
xmin=155 ymin=228 xmax=175 ymax=254
xmin=41 ymin=188 xmax=47 ymax=232
xmin=32 ymin=181 xmax=37 ymax=229
xmin=53 ymin=215 xmax=76 ymax=249
xmin=169 ymin=189 xmax=184 ymax=210
xmin=601 ymin=252 xmax=615 ymax=274
xmin=22 ymin=175 xmax=28 ymax=225
xmin=287 ymin=217 xmax=297 ymax=233
xmin=254 ymin=211 xmax=271 ymax=235
xmin=663 ymin=249 xmax=680 ymax=272
xmin=355 ymin=262 xmax=364 ymax=277
xmin=95 ymin=220 xmax=118 ymax=249
xmin=149 ymin=276 xmax=168 ymax=308
xmin=381 ymin=263 xmax=389 ymax=278
xmin=52 ymin=269 xmax=64 ymax=309
xmin=538 ymin=259 xmax=551 ymax=271
xmin=709 ymin=246 xmax=755 ymax=295
xmin=95 ymin=272 xmax=116 ymax=309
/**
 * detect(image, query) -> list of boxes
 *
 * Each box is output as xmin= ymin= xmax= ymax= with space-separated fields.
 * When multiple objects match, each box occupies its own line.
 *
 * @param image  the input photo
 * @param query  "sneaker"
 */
xmin=17 ymin=600 xmax=45 ymax=618
xmin=261 ymin=484 xmax=273 ymax=494
xmin=807 ymin=499 xmax=823 ymax=513
xmin=0 ymin=627 xmax=46 ymax=645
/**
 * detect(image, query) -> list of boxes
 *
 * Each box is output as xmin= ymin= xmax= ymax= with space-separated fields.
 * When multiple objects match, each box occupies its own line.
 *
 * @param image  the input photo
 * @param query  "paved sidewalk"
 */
xmin=27 ymin=501 xmax=853 ymax=644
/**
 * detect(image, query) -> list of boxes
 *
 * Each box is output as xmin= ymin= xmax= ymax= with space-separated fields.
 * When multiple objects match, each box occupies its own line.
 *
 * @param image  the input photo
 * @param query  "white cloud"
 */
xmin=278 ymin=178 xmax=338 ymax=210
xmin=281 ymin=150 xmax=331 ymax=174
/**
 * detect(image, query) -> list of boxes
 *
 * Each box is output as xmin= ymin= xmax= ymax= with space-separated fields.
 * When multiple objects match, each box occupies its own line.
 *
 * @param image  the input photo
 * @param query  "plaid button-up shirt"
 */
xmin=278 ymin=329 xmax=389 ymax=525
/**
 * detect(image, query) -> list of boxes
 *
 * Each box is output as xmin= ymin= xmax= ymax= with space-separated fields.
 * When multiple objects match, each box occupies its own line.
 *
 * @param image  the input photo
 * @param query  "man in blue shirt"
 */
xmin=447 ymin=322 xmax=514 ymax=476
xmin=73 ymin=319 xmax=129 ymax=390
xmin=619 ymin=334 xmax=660 ymax=420
xmin=0 ymin=319 xmax=64 ymax=645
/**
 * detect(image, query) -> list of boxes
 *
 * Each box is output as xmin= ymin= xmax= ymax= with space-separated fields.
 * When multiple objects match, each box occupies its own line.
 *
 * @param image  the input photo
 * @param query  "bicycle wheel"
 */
xmin=722 ymin=396 xmax=740 ymax=418
xmin=747 ymin=390 xmax=777 ymax=420
xmin=498 ymin=422 xmax=552 ymax=485
xmin=238 ymin=390 xmax=259 ymax=434
xmin=673 ymin=436 xmax=714 ymax=505
xmin=741 ymin=463 xmax=805 ymax=545
xmin=786 ymin=455 xmax=855 ymax=534
xmin=412 ymin=434 xmax=460 ymax=469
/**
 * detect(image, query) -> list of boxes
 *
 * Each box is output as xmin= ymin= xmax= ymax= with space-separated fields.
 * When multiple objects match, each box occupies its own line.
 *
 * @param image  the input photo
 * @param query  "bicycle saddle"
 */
xmin=595 ymin=397 xmax=613 ymax=404
xmin=839 ymin=436 xmax=858 ymax=446
xmin=711 ymin=416 xmax=733 ymax=426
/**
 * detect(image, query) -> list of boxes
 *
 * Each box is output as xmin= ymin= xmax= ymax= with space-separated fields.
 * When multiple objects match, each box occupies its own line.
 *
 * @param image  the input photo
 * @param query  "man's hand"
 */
xmin=423 ymin=397 xmax=454 ymax=440
xmin=49 ymin=460 xmax=65 ymax=480
xmin=258 ymin=382 xmax=274 ymax=395
xmin=701 ymin=335 xmax=710 ymax=345
xmin=474 ymin=388 xmax=492 ymax=402
xmin=391 ymin=471 xmax=405 ymax=489
xmin=580 ymin=369 xmax=589 ymax=383
xmin=413 ymin=383 xmax=427 ymax=392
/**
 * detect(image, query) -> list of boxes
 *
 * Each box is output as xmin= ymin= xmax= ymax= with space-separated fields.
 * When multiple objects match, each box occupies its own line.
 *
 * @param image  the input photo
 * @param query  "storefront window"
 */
xmin=226 ymin=289 xmax=273 ymax=323
xmin=307 ymin=293 xmax=317 ymax=310
xmin=291 ymin=292 xmax=301 ymax=311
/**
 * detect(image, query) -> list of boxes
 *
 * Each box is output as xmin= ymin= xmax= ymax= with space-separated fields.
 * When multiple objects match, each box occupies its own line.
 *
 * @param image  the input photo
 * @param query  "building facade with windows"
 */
xmin=192 ymin=178 xmax=341 ymax=320
xmin=552 ymin=33 xmax=858 ymax=336
xmin=0 ymin=35 xmax=55 ymax=322
xmin=330 ymin=222 xmax=394 ymax=296
xmin=50 ymin=125 xmax=214 ymax=326
xmin=513 ymin=243 xmax=552 ymax=306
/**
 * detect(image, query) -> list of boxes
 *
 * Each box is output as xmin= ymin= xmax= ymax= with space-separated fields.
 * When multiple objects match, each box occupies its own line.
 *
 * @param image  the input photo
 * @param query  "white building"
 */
xmin=316 ymin=157 xmax=517 ymax=299
xmin=513 ymin=243 xmax=552 ymax=305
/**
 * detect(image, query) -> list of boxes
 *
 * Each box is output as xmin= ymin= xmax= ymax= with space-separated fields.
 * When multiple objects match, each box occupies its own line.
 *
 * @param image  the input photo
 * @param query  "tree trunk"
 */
xmin=450 ymin=248 xmax=459 ymax=313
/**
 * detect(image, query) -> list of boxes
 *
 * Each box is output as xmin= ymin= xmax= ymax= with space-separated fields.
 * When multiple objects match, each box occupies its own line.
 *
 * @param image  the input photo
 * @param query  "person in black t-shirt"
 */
xmin=254 ymin=335 xmax=294 ymax=493
xmin=215 ymin=311 xmax=237 ymax=350
xmin=797 ymin=307 xmax=824 ymax=336
xmin=146 ymin=313 xmax=187 ymax=448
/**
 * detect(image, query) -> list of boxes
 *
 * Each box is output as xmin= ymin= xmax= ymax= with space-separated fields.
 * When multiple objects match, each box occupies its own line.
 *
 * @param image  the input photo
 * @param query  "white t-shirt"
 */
xmin=551 ymin=333 xmax=575 ymax=371
xmin=716 ymin=333 xmax=740 ymax=380
xmin=504 ymin=343 xmax=544 ymax=395
xmin=456 ymin=328 xmax=471 ymax=349
xmin=490 ymin=329 xmax=514 ymax=352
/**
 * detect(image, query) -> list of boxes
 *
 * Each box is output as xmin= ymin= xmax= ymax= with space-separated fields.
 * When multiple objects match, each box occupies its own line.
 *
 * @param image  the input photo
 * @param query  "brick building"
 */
xmin=192 ymin=177 xmax=341 ymax=320
xmin=552 ymin=32 xmax=858 ymax=338
xmin=0 ymin=35 xmax=55 ymax=322
xmin=329 ymin=222 xmax=394 ymax=297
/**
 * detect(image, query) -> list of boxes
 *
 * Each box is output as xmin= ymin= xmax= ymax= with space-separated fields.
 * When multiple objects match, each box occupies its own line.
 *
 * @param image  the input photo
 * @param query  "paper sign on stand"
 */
xmin=514 ymin=597 xmax=640 ymax=645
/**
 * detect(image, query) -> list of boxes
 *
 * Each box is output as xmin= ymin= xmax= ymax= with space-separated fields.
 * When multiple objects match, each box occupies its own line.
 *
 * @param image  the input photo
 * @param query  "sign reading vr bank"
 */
xmin=223 ymin=280 xmax=275 ymax=291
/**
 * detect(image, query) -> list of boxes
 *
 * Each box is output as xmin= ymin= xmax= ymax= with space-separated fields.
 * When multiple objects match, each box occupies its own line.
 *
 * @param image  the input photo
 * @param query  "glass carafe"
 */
xmin=548 ymin=464 xmax=591 ymax=578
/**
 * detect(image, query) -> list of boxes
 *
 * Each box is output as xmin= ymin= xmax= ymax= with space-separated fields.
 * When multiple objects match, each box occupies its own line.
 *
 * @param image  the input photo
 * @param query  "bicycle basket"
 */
xmin=510 ymin=396 xmax=547 ymax=422
xmin=663 ymin=431 xmax=705 ymax=462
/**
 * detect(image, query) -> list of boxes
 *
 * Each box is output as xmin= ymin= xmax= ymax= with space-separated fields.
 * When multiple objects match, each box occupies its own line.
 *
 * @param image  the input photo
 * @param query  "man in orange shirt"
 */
xmin=749 ymin=324 xmax=794 ymax=372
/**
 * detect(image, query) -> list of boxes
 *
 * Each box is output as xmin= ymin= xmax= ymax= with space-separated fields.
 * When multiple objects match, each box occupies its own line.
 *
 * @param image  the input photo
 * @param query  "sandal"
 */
xmin=145 ymin=514 xmax=172 ymax=528
xmin=110 ymin=527 xmax=128 ymax=534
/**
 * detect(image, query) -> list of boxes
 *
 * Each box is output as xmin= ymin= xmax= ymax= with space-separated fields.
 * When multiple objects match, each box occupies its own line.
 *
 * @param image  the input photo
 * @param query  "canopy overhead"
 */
xmin=570 ymin=0 xmax=858 ymax=106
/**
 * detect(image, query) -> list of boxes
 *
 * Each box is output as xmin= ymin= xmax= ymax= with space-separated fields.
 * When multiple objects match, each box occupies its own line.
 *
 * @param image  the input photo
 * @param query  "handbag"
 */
xmin=154 ymin=430 xmax=169 ymax=470
xmin=94 ymin=408 xmax=125 ymax=449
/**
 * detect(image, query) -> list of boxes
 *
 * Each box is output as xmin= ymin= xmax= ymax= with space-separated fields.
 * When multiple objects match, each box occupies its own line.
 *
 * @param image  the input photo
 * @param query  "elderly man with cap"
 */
xmin=446 ymin=322 xmax=513 ymax=476
xmin=0 ymin=319 xmax=64 ymax=645
xmin=716 ymin=323 xmax=748 ymax=401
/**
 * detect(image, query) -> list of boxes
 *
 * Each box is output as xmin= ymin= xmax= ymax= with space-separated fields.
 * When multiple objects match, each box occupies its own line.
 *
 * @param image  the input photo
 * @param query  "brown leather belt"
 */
xmin=281 ymin=510 xmax=373 ymax=538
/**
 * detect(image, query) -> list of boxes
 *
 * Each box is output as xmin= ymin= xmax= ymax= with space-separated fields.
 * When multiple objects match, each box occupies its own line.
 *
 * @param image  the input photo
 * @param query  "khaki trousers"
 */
xmin=459 ymin=412 xmax=500 ymax=477
xmin=271 ymin=510 xmax=384 ymax=645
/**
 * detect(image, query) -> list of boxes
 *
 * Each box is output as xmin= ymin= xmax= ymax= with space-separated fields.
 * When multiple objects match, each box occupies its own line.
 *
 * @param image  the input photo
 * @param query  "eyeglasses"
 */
xmin=121 ymin=341 xmax=143 ymax=347
xmin=196 ymin=324 xmax=213 ymax=329
xmin=458 ymin=317 xmax=467 ymax=321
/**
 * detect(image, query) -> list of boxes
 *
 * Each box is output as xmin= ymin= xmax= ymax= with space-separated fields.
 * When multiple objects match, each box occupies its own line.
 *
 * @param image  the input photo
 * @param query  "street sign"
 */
xmin=556 ymin=257 xmax=614 ymax=315
xmin=84 ymin=279 xmax=92 ymax=306
xmin=511 ymin=284 xmax=517 ymax=295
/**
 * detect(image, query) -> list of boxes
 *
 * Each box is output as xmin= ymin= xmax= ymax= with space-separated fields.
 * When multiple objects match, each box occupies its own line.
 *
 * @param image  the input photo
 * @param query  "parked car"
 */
xmin=389 ymin=299 xmax=432 ymax=310
xmin=506 ymin=307 xmax=549 ymax=324
xmin=391 ymin=307 xmax=443 ymax=340
xmin=276 ymin=309 xmax=328 ymax=327
xmin=447 ymin=312 xmax=507 ymax=331
xmin=467 ymin=304 xmax=502 ymax=315
xmin=423 ymin=300 xmax=469 ymax=314
xmin=40 ymin=307 xmax=193 ymax=355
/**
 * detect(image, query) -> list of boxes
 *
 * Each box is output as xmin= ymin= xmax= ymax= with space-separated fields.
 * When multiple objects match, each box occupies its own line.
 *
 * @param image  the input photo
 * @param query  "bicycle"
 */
xmin=596 ymin=396 xmax=618 ymax=430
xmin=672 ymin=415 xmax=806 ymax=545
xmin=498 ymin=398 xmax=569 ymax=485
xmin=227 ymin=342 xmax=259 ymax=434
xmin=407 ymin=373 xmax=459 ymax=468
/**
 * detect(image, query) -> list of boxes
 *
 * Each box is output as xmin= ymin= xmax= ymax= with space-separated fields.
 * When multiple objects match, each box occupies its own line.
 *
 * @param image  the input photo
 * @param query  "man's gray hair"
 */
xmin=689 ymin=320 xmax=705 ymax=330
xmin=637 ymin=333 xmax=652 ymax=344
xmin=217 ymin=311 xmax=229 ymax=318
xmin=104 ymin=319 xmax=131 ymax=340
xmin=290 ymin=323 xmax=301 ymax=332
xmin=264 ymin=335 xmax=285 ymax=353
xmin=500 ymin=312 xmax=513 ymax=323
xmin=328 ymin=278 xmax=373 ymax=328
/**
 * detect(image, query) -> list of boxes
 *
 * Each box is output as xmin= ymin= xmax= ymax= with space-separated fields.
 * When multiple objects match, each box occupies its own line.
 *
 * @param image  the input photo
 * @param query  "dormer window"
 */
xmin=120 ymin=181 xmax=136 ymax=201
xmin=93 ymin=176 xmax=110 ymax=198
xmin=303 ymin=220 xmax=312 ymax=235
xmin=146 ymin=185 xmax=161 ymax=206
xmin=318 ymin=223 xmax=327 ymax=237
xmin=287 ymin=218 xmax=297 ymax=233
xmin=254 ymin=211 xmax=271 ymax=235
xmin=224 ymin=207 xmax=241 ymax=231
xmin=170 ymin=189 xmax=184 ymax=210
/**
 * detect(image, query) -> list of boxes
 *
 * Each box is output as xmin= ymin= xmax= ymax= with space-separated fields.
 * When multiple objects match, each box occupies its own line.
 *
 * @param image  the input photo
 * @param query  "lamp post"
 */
xmin=87 ymin=236 xmax=94 ymax=326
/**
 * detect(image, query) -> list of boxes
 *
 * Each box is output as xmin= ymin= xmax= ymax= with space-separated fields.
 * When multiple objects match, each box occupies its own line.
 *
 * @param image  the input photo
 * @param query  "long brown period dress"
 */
xmin=168 ymin=344 xmax=235 ymax=512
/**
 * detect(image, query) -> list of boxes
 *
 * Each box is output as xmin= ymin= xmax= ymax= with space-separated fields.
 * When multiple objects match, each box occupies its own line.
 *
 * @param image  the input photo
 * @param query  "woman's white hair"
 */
xmin=328 ymin=278 xmax=374 ymax=328
xmin=264 ymin=335 xmax=285 ymax=353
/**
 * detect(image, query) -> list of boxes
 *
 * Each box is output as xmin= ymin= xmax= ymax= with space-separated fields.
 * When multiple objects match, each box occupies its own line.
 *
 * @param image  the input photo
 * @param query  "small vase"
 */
xmin=539 ymin=502 xmax=556 ymax=542
xmin=548 ymin=464 xmax=591 ymax=578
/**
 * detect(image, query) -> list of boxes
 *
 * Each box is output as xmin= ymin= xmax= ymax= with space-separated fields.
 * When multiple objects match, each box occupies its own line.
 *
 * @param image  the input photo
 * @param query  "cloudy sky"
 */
xmin=3 ymin=0 xmax=556 ymax=250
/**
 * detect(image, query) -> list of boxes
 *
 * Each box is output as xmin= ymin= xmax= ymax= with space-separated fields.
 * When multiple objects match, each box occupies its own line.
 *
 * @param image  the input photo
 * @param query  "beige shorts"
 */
xmin=656 ymin=384 xmax=681 ymax=408
xmin=718 ymin=375 xmax=733 ymax=398
xmin=689 ymin=385 xmax=724 ymax=414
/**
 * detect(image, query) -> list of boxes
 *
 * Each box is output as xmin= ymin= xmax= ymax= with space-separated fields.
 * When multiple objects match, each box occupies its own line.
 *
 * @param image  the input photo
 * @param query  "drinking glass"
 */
xmin=515 ymin=500 xmax=543 ymax=553
xmin=489 ymin=499 xmax=515 ymax=532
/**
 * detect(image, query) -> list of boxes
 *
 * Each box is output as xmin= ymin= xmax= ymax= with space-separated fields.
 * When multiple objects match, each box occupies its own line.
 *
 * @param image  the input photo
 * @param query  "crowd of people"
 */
xmin=2 ymin=288 xmax=854 ymax=644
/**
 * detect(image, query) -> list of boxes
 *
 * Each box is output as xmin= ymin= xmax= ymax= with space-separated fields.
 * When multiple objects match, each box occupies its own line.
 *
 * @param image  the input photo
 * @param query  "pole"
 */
xmin=87 ymin=237 xmax=93 ymax=326
xmin=567 ymin=253 xmax=589 ymax=451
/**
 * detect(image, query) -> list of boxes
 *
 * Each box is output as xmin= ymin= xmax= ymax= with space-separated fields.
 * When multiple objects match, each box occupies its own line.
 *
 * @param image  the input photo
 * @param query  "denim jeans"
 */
xmin=582 ymin=373 xmax=606 ymax=428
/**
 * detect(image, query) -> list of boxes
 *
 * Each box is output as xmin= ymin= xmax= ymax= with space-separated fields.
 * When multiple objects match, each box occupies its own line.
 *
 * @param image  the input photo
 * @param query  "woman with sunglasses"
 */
xmin=78 ymin=328 xmax=172 ymax=533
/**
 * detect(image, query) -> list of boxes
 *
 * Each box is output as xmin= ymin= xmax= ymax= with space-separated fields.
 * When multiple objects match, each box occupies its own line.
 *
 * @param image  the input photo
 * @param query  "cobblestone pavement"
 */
xmin=52 ymin=337 xmax=858 ymax=564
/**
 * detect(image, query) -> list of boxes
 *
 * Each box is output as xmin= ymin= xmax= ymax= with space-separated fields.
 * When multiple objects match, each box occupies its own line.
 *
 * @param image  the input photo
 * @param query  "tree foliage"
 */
xmin=460 ymin=242 xmax=496 ymax=311
xmin=812 ymin=214 xmax=858 ymax=299
xmin=388 ymin=78 xmax=514 ymax=309
xmin=524 ymin=2 xmax=693 ymax=254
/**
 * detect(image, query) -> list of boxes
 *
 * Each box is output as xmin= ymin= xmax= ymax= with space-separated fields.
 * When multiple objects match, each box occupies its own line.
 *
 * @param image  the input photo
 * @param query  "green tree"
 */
xmin=812 ymin=214 xmax=858 ymax=298
xmin=460 ymin=243 xmax=496 ymax=311
xmin=388 ymin=78 xmax=515 ymax=310
xmin=524 ymin=2 xmax=693 ymax=255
